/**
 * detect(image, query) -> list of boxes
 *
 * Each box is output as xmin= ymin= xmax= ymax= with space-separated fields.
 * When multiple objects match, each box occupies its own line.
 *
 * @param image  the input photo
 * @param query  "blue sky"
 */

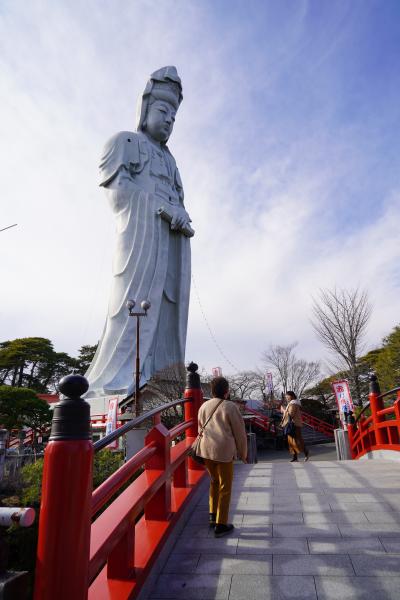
xmin=1 ymin=0 xmax=399 ymax=377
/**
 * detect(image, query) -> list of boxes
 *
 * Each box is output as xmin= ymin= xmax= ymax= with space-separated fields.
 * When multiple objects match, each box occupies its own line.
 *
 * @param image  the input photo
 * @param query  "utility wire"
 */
xmin=0 ymin=224 xmax=17 ymax=233
xmin=191 ymin=271 xmax=240 ymax=373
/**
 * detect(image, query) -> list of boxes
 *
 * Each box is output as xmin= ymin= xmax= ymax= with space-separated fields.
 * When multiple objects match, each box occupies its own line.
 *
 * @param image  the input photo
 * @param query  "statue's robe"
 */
xmin=85 ymin=131 xmax=191 ymax=396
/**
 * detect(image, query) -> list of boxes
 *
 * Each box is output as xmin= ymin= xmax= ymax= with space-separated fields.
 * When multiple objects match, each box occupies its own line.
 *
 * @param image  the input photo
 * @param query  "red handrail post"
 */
xmin=369 ymin=374 xmax=385 ymax=445
xmin=174 ymin=457 xmax=189 ymax=488
xmin=359 ymin=416 xmax=366 ymax=454
xmin=184 ymin=362 xmax=204 ymax=471
xmin=145 ymin=423 xmax=171 ymax=520
xmin=34 ymin=375 xmax=93 ymax=600
xmin=395 ymin=390 xmax=400 ymax=419
xmin=394 ymin=390 xmax=400 ymax=442
xmin=347 ymin=422 xmax=355 ymax=459
xmin=107 ymin=526 xmax=135 ymax=580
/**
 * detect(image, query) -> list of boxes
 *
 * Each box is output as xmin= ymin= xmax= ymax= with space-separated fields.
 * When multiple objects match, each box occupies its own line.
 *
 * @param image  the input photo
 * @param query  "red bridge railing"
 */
xmin=33 ymin=363 xmax=205 ymax=600
xmin=244 ymin=406 xmax=334 ymax=438
xmin=348 ymin=375 xmax=400 ymax=459
xmin=244 ymin=407 xmax=277 ymax=433
xmin=301 ymin=411 xmax=335 ymax=438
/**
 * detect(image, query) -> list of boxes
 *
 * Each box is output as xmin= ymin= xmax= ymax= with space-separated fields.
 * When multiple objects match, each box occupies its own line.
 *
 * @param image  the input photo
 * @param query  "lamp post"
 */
xmin=126 ymin=299 xmax=151 ymax=417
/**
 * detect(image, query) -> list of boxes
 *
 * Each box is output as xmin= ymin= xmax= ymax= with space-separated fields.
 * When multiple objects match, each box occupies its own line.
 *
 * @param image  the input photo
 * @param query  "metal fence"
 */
xmin=0 ymin=450 xmax=44 ymax=480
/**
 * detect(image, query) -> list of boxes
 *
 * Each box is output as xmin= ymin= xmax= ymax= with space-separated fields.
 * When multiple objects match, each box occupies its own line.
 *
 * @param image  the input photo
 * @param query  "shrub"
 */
xmin=93 ymin=449 xmax=124 ymax=488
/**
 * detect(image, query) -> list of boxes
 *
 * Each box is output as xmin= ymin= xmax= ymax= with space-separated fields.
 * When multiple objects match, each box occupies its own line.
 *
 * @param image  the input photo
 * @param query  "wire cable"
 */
xmin=191 ymin=271 xmax=240 ymax=373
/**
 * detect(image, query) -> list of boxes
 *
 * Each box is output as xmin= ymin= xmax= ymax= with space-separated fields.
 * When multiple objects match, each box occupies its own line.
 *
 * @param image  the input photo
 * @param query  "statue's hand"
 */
xmin=171 ymin=206 xmax=191 ymax=231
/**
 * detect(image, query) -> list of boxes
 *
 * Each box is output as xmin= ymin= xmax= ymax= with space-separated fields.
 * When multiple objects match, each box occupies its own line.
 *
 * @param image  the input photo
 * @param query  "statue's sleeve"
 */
xmin=99 ymin=131 xmax=141 ymax=187
xmin=175 ymin=166 xmax=185 ymax=206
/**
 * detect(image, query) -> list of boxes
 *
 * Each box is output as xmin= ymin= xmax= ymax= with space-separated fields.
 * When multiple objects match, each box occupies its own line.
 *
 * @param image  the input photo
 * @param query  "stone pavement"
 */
xmin=259 ymin=443 xmax=338 ymax=463
xmin=147 ymin=458 xmax=400 ymax=600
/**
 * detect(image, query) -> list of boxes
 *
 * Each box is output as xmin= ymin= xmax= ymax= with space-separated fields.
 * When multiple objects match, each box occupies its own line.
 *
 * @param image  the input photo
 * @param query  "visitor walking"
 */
xmin=280 ymin=391 xmax=310 ymax=463
xmin=197 ymin=376 xmax=247 ymax=537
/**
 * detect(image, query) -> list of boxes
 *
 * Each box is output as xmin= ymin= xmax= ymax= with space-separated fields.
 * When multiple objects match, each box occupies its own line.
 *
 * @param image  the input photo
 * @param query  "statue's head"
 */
xmin=136 ymin=66 xmax=183 ymax=144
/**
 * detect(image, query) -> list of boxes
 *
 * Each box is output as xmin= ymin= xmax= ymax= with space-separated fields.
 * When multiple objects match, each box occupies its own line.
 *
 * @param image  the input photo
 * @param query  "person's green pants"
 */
xmin=204 ymin=459 xmax=233 ymax=525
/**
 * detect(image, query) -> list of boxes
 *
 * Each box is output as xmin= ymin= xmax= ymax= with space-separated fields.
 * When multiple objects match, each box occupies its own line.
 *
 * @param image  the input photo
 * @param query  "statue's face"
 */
xmin=145 ymin=100 xmax=176 ymax=142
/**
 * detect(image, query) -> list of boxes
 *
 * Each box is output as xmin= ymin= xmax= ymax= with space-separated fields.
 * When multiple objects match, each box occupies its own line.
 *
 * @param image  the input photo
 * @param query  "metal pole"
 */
xmin=135 ymin=316 xmax=141 ymax=418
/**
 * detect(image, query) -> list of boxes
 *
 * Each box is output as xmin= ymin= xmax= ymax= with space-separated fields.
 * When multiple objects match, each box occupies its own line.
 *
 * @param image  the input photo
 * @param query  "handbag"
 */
xmin=188 ymin=399 xmax=224 ymax=464
xmin=283 ymin=416 xmax=296 ymax=438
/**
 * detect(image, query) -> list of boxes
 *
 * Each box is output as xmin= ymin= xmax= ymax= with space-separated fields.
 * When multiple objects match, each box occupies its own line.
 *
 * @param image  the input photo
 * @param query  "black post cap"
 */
xmin=50 ymin=375 xmax=91 ymax=441
xmin=185 ymin=362 xmax=201 ymax=390
xmin=369 ymin=373 xmax=381 ymax=395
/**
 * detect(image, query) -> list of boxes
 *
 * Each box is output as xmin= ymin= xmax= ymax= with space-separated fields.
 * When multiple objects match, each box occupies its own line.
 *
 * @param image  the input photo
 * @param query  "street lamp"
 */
xmin=126 ymin=298 xmax=151 ymax=417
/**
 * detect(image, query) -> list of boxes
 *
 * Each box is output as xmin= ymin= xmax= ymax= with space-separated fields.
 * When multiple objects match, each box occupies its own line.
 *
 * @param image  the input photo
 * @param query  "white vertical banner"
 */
xmin=332 ymin=380 xmax=354 ymax=427
xmin=105 ymin=397 xmax=119 ymax=449
xmin=212 ymin=367 xmax=222 ymax=378
xmin=265 ymin=372 xmax=273 ymax=394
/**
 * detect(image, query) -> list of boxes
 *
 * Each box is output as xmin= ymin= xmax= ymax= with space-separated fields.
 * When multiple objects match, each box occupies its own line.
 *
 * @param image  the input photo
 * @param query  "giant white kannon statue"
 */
xmin=86 ymin=66 xmax=193 ymax=397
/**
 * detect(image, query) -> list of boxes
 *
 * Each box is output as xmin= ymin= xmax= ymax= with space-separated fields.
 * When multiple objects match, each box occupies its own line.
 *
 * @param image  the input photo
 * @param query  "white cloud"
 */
xmin=0 ymin=1 xmax=399 ymax=381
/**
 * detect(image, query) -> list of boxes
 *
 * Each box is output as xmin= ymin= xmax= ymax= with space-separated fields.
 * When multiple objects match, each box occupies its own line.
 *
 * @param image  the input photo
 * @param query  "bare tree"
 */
xmin=311 ymin=287 xmax=371 ymax=406
xmin=148 ymin=363 xmax=186 ymax=402
xmin=261 ymin=342 xmax=320 ymax=399
xmin=227 ymin=371 xmax=259 ymax=401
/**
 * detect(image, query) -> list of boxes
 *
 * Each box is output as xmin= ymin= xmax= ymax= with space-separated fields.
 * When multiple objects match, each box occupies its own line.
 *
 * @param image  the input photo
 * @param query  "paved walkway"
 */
xmin=147 ymin=457 xmax=400 ymax=599
xmin=258 ymin=443 xmax=338 ymax=463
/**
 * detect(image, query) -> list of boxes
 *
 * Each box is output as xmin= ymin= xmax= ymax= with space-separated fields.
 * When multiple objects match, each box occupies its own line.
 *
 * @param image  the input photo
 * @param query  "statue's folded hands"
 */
xmin=156 ymin=206 xmax=194 ymax=237
xmin=170 ymin=205 xmax=191 ymax=230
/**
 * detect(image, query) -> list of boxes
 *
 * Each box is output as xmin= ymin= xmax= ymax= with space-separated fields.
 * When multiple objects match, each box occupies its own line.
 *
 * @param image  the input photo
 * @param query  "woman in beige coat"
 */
xmin=280 ymin=391 xmax=310 ymax=462
xmin=197 ymin=376 xmax=247 ymax=537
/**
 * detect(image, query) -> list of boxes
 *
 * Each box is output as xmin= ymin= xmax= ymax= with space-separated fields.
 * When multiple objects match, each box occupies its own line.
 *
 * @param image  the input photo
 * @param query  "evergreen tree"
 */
xmin=75 ymin=344 xmax=98 ymax=374
xmin=0 ymin=386 xmax=52 ymax=433
xmin=374 ymin=326 xmax=400 ymax=392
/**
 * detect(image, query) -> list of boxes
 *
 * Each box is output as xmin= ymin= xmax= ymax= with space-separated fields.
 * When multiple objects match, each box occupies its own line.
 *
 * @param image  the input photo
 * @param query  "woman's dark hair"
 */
xmin=211 ymin=376 xmax=229 ymax=399
xmin=286 ymin=391 xmax=297 ymax=400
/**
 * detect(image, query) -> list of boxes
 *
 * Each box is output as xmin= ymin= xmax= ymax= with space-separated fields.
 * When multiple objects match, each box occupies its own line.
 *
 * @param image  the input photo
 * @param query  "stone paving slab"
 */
xmin=303 ymin=512 xmax=368 ymax=524
xmin=229 ymin=575 xmax=317 ymax=600
xmin=237 ymin=524 xmax=273 ymax=538
xmin=338 ymin=523 xmax=400 ymax=537
xmin=273 ymin=554 xmax=354 ymax=575
xmin=149 ymin=574 xmax=232 ymax=598
xmin=330 ymin=501 xmax=395 ymax=512
xmin=237 ymin=537 xmax=309 ymax=555
xmin=380 ymin=537 xmax=400 ymax=552
xmin=162 ymin=553 xmax=201 ymax=574
xmin=196 ymin=554 xmax=272 ymax=574
xmin=273 ymin=524 xmax=342 ymax=537
xmin=308 ymin=537 xmax=386 ymax=554
xmin=146 ymin=458 xmax=400 ymax=599
xmin=173 ymin=535 xmax=239 ymax=554
xmin=243 ymin=512 xmax=304 ymax=525
xmin=350 ymin=553 xmax=400 ymax=576
xmin=314 ymin=576 xmax=400 ymax=600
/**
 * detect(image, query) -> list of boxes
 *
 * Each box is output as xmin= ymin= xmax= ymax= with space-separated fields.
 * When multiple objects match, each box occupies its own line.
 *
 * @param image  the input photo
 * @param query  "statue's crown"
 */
xmin=148 ymin=66 xmax=182 ymax=109
xmin=136 ymin=66 xmax=183 ymax=134
xmin=152 ymin=79 xmax=181 ymax=100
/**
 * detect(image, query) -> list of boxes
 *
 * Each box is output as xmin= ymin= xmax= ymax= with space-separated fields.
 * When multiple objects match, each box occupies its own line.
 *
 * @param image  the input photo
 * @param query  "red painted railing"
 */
xmin=244 ymin=407 xmax=276 ymax=433
xmin=7 ymin=428 xmax=35 ymax=449
xmin=348 ymin=376 xmax=400 ymax=459
xmin=301 ymin=411 xmax=335 ymax=438
xmin=7 ymin=394 xmax=57 ymax=448
xmin=244 ymin=407 xmax=334 ymax=438
xmin=34 ymin=366 xmax=205 ymax=600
